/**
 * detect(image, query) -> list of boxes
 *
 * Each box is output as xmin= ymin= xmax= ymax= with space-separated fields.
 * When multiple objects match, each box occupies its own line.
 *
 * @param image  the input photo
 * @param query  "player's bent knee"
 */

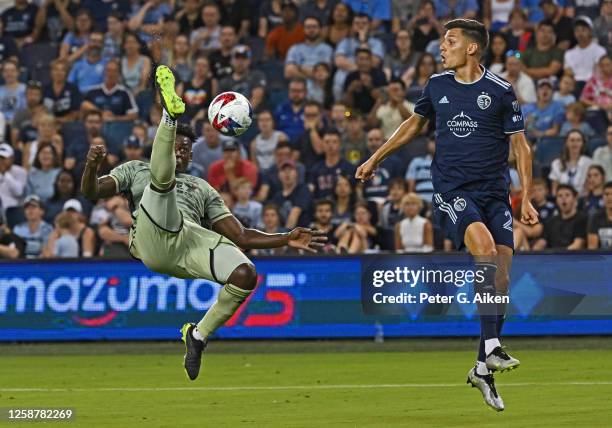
xmin=227 ymin=263 xmax=257 ymax=291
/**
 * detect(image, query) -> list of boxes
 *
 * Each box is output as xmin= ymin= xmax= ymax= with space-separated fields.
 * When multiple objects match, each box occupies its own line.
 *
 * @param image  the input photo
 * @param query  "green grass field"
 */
xmin=1 ymin=338 xmax=612 ymax=427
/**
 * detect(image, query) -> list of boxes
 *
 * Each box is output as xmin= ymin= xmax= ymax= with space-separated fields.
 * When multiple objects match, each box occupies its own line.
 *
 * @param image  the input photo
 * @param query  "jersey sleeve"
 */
xmin=202 ymin=184 xmax=232 ymax=224
xmin=501 ymin=86 xmax=525 ymax=134
xmin=108 ymin=160 xmax=137 ymax=193
xmin=413 ymin=80 xmax=434 ymax=120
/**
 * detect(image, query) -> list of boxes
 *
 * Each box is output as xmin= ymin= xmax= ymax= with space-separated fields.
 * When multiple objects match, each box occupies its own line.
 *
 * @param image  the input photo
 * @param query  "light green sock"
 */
xmin=150 ymin=111 xmax=177 ymax=190
xmin=196 ymin=284 xmax=251 ymax=339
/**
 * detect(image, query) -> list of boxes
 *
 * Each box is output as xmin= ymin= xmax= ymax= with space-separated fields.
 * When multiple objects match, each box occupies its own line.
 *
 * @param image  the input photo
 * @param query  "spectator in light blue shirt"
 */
xmin=68 ymin=30 xmax=108 ymax=93
xmin=521 ymin=0 xmax=567 ymax=23
xmin=522 ymin=78 xmax=566 ymax=140
xmin=433 ymin=0 xmax=478 ymax=20
xmin=333 ymin=13 xmax=385 ymax=101
xmin=0 ymin=59 xmax=26 ymax=123
xmin=127 ymin=0 xmax=172 ymax=44
xmin=13 ymin=195 xmax=53 ymax=259
xmin=343 ymin=0 xmax=391 ymax=25
xmin=284 ymin=16 xmax=333 ymax=80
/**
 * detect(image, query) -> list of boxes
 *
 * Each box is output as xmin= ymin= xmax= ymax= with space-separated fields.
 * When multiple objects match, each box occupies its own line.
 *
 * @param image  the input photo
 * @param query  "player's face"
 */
xmin=440 ymin=28 xmax=473 ymax=70
xmin=174 ymin=135 xmax=193 ymax=172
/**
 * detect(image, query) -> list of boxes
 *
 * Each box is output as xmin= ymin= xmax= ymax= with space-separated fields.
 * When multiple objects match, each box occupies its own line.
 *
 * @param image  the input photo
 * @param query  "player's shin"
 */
xmin=149 ymin=109 xmax=177 ymax=190
xmin=194 ymin=284 xmax=252 ymax=340
xmin=474 ymin=261 xmax=500 ymax=355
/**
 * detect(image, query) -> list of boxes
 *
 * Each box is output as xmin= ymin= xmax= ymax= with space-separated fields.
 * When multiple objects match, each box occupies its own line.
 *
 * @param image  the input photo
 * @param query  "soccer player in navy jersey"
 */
xmin=356 ymin=19 xmax=539 ymax=411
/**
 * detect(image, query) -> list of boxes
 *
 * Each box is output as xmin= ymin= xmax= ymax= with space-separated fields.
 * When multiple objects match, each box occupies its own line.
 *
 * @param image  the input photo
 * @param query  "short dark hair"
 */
xmin=444 ymin=18 xmax=489 ymax=54
xmin=355 ymin=47 xmax=372 ymax=57
xmin=275 ymin=141 xmax=292 ymax=151
xmin=303 ymin=15 xmax=322 ymax=26
xmin=84 ymin=110 xmax=102 ymax=120
xmin=604 ymin=181 xmax=612 ymax=191
xmin=556 ymin=183 xmax=578 ymax=197
xmin=315 ymin=198 xmax=334 ymax=210
xmin=389 ymin=77 xmax=406 ymax=89
xmin=538 ymin=19 xmax=555 ymax=30
xmin=323 ymin=128 xmax=341 ymax=139
xmin=389 ymin=177 xmax=407 ymax=191
xmin=177 ymin=123 xmax=197 ymax=143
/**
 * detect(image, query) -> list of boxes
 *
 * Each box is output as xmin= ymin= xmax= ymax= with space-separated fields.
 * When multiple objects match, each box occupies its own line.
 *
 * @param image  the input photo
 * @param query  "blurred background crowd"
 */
xmin=0 ymin=0 xmax=609 ymax=259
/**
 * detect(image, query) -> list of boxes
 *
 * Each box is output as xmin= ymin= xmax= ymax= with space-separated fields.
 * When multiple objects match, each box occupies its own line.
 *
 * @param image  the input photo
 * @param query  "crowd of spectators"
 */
xmin=0 ymin=0 xmax=610 ymax=260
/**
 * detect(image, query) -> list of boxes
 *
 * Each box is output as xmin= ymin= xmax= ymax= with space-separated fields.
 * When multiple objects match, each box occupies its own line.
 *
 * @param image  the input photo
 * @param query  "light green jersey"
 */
xmin=108 ymin=160 xmax=231 ymax=228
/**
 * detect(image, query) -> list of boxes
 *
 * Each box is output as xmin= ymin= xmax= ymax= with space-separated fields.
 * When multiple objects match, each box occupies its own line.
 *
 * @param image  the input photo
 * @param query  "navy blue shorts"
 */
xmin=432 ymin=187 xmax=514 ymax=251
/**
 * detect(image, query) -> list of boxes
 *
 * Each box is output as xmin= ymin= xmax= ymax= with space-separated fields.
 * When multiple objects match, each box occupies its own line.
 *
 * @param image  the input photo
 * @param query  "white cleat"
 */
xmin=486 ymin=346 xmax=520 ymax=372
xmin=467 ymin=367 xmax=505 ymax=412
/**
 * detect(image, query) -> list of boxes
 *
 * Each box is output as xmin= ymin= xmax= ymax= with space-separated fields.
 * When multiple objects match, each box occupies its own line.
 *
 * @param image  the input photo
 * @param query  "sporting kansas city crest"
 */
xmin=477 ymin=93 xmax=491 ymax=110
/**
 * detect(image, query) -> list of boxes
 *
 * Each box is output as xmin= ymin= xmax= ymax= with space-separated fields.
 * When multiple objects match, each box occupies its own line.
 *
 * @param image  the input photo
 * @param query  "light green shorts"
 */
xmin=129 ymin=185 xmax=252 ymax=282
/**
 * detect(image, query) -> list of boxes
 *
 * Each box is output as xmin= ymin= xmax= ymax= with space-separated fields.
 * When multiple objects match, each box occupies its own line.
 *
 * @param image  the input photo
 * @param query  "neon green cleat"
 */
xmin=180 ymin=323 xmax=206 ymax=381
xmin=155 ymin=65 xmax=185 ymax=120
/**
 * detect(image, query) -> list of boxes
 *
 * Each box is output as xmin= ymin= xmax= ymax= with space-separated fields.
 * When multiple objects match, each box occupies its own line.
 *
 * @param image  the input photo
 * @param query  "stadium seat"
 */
xmin=374 ymin=226 xmax=396 ymax=251
xmin=245 ymin=36 xmax=266 ymax=65
xmin=258 ymin=60 xmax=286 ymax=92
xmin=103 ymin=121 xmax=134 ymax=155
xmin=585 ymin=109 xmax=609 ymax=135
xmin=19 ymin=42 xmax=59 ymax=85
xmin=588 ymin=137 xmax=607 ymax=155
xmin=5 ymin=206 xmax=25 ymax=229
xmin=534 ymin=137 xmax=564 ymax=167
xmin=377 ymin=32 xmax=397 ymax=55
xmin=60 ymin=121 xmax=87 ymax=147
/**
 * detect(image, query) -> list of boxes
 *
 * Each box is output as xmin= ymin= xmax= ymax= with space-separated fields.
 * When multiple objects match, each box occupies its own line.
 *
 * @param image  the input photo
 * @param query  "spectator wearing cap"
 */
xmin=501 ymin=51 xmax=537 ymax=105
xmin=218 ymin=0 xmax=251 ymax=38
xmin=522 ymin=78 xmax=566 ymax=140
xmin=539 ymin=0 xmax=575 ymax=50
xmin=521 ymin=20 xmax=564 ymax=81
xmin=593 ymin=125 xmax=612 ymax=181
xmin=0 ymin=143 xmax=26 ymax=212
xmin=189 ymin=2 xmax=222 ymax=56
xmin=103 ymin=11 xmax=126 ymax=59
xmin=59 ymin=9 xmax=94 ymax=63
xmin=123 ymin=135 xmax=144 ymax=162
xmin=207 ymin=139 xmax=258 ymax=192
xmin=587 ymin=181 xmax=612 ymax=250
xmin=1 ymin=0 xmax=38 ymax=48
xmin=549 ymin=129 xmax=593 ymax=196
xmin=564 ymin=16 xmax=607 ymax=94
xmin=0 ymin=59 xmax=25 ymax=124
xmin=284 ymin=16 xmax=333 ymax=80
xmin=266 ymin=1 xmax=305 ymax=60
xmin=209 ymin=26 xmax=237 ymax=80
xmin=13 ymin=195 xmax=53 ymax=258
xmin=192 ymin=119 xmax=246 ymax=178
xmin=370 ymin=79 xmax=414 ymax=140
xmin=82 ymin=59 xmax=138 ymax=122
xmin=593 ymin=0 xmax=612 ymax=56
xmin=533 ymin=184 xmax=587 ymax=250
xmin=274 ymin=78 xmax=307 ymax=143
xmin=176 ymin=0 xmax=204 ymax=36
xmin=42 ymin=211 xmax=80 ymax=258
xmin=0 ymin=210 xmax=24 ymax=258
xmin=432 ymin=0 xmax=478 ymax=21
xmin=361 ymin=128 xmax=404 ymax=204
xmin=308 ymin=128 xmax=356 ymax=199
xmin=11 ymin=80 xmax=46 ymax=146
xmin=127 ymin=0 xmax=171 ymax=45
xmin=43 ymin=59 xmax=81 ymax=124
xmin=343 ymin=47 xmax=387 ymax=115
xmin=256 ymin=141 xmax=306 ymax=202
xmin=272 ymin=158 xmax=313 ymax=228
xmin=218 ymin=45 xmax=267 ymax=112
xmin=333 ymin=13 xmax=385 ymax=101
xmin=53 ymin=198 xmax=94 ymax=257
xmin=580 ymin=54 xmax=612 ymax=113
xmin=178 ymin=55 xmax=217 ymax=124
xmin=121 ymin=32 xmax=152 ymax=95
xmin=250 ymin=110 xmax=289 ymax=170
xmin=68 ymin=30 xmax=109 ymax=94
xmin=344 ymin=0 xmax=391 ymax=30
xmin=25 ymin=143 xmax=61 ymax=202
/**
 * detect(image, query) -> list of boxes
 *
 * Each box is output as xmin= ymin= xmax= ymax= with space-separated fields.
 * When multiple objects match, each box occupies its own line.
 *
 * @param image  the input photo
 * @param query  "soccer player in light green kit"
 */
xmin=81 ymin=65 xmax=325 ymax=380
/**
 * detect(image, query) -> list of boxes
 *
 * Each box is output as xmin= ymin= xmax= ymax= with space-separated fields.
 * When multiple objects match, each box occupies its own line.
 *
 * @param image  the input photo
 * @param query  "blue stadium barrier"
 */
xmin=1 ymin=253 xmax=611 ymax=341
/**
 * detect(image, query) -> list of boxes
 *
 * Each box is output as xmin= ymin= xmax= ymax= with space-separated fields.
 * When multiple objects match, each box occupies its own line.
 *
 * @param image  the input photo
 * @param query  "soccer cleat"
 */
xmin=155 ymin=65 xmax=185 ymax=120
xmin=486 ymin=346 xmax=520 ymax=372
xmin=467 ymin=367 xmax=505 ymax=412
xmin=180 ymin=323 xmax=207 ymax=381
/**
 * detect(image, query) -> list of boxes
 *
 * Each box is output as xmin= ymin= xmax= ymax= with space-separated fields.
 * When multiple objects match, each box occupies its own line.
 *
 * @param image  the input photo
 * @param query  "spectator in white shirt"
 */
xmin=549 ymin=129 xmax=593 ymax=196
xmin=563 ymin=16 xmax=606 ymax=94
xmin=0 ymin=143 xmax=26 ymax=212
xmin=501 ymin=51 xmax=536 ymax=105
xmin=593 ymin=125 xmax=612 ymax=181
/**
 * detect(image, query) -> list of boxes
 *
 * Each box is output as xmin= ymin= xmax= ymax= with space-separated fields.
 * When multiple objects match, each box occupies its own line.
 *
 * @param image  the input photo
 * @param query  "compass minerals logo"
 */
xmin=447 ymin=111 xmax=478 ymax=138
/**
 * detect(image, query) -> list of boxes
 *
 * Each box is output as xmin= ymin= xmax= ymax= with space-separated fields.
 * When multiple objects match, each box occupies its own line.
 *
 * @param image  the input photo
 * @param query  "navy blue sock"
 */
xmin=474 ymin=262 xmax=498 ymax=341
xmin=477 ymin=331 xmax=486 ymax=362
xmin=496 ymin=291 xmax=508 ymax=336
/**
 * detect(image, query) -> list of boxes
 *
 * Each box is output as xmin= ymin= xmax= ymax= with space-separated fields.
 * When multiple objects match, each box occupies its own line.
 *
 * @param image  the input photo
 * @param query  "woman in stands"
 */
xmin=335 ymin=202 xmax=377 ymax=254
xmin=178 ymin=55 xmax=217 ymax=124
xmin=331 ymin=175 xmax=356 ymax=226
xmin=26 ymin=143 xmax=61 ymax=202
xmin=121 ymin=32 xmax=152 ymax=95
xmin=325 ymin=2 xmax=353 ymax=48
xmin=395 ymin=193 xmax=433 ymax=253
xmin=59 ymin=9 xmax=93 ymax=63
xmin=549 ymin=130 xmax=593 ymax=196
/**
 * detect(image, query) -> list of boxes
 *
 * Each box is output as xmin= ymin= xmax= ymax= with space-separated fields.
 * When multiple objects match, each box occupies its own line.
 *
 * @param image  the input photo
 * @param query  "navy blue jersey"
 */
xmin=413 ymin=67 xmax=524 ymax=195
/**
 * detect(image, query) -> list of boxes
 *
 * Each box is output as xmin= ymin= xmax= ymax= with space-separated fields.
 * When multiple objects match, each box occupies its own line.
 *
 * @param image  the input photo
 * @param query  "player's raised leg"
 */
xmin=181 ymin=245 xmax=256 ymax=380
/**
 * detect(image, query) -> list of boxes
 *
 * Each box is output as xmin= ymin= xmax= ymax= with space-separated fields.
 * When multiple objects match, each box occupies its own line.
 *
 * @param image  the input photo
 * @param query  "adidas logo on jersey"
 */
xmin=438 ymin=96 xmax=449 ymax=104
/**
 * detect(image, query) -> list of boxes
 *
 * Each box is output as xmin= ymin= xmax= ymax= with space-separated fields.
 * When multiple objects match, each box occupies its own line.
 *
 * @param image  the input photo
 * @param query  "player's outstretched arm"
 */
xmin=81 ymin=145 xmax=119 ymax=200
xmin=355 ymin=114 xmax=427 ymax=182
xmin=213 ymin=215 xmax=327 ymax=252
xmin=510 ymin=132 xmax=539 ymax=226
